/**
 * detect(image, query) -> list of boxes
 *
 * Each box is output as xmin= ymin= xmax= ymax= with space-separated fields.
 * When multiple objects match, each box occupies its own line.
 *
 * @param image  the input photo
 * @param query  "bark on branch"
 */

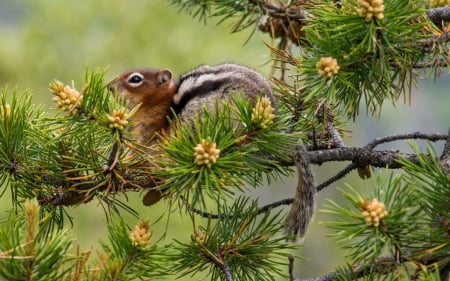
xmin=427 ymin=6 xmax=450 ymax=26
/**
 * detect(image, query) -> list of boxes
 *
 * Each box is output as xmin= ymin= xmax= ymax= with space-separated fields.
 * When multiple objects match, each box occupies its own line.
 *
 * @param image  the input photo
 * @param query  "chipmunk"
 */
xmin=109 ymin=63 xmax=314 ymax=238
xmin=109 ymin=64 xmax=276 ymax=143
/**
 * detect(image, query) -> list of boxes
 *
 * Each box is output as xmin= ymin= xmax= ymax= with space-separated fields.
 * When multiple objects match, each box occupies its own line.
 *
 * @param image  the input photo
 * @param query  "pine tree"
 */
xmin=0 ymin=1 xmax=449 ymax=280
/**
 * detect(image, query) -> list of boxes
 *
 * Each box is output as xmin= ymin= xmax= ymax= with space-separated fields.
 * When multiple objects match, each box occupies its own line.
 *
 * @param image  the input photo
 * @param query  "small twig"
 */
xmin=316 ymin=163 xmax=357 ymax=192
xmin=189 ymin=207 xmax=232 ymax=219
xmin=190 ymin=198 xmax=294 ymax=219
xmin=427 ymin=6 xmax=450 ymax=26
xmin=296 ymin=273 xmax=336 ymax=281
xmin=104 ymin=141 xmax=121 ymax=172
xmin=440 ymin=128 xmax=450 ymax=158
xmin=390 ymin=57 xmax=450 ymax=69
xmin=417 ymin=32 xmax=450 ymax=53
xmin=289 ymin=255 xmax=295 ymax=281
xmin=8 ymin=161 xmax=19 ymax=177
xmin=327 ymin=121 xmax=346 ymax=148
xmin=217 ymin=256 xmax=234 ymax=281
xmin=221 ymin=263 xmax=234 ymax=281
xmin=257 ymin=197 xmax=294 ymax=214
xmin=364 ymin=132 xmax=448 ymax=150
xmin=297 ymin=255 xmax=396 ymax=281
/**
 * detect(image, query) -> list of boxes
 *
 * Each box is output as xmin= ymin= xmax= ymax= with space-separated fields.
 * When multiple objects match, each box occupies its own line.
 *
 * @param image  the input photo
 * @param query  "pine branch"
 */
xmin=295 ymin=274 xmax=336 ymax=281
xmin=306 ymin=131 xmax=449 ymax=167
xmin=32 ymin=128 xmax=448 ymax=211
xmin=389 ymin=57 xmax=450 ymax=68
xmin=294 ymin=253 xmax=450 ymax=281
xmin=307 ymin=147 xmax=416 ymax=168
xmin=172 ymin=198 xmax=296 ymax=280
xmin=261 ymin=2 xmax=307 ymax=21
xmin=326 ymin=121 xmax=346 ymax=148
xmin=104 ymin=140 xmax=121 ymax=172
xmin=257 ymin=3 xmax=450 ymax=58
xmin=256 ymin=2 xmax=450 ymax=29
xmin=427 ymin=6 xmax=450 ymax=26
xmin=288 ymin=255 xmax=295 ymax=281
xmin=217 ymin=259 xmax=234 ymax=281
xmin=156 ymin=129 xmax=449 ymax=222
xmin=316 ymin=163 xmax=357 ymax=192
xmin=1 ymin=2 xmax=449 ymax=280
xmin=364 ymin=132 xmax=449 ymax=149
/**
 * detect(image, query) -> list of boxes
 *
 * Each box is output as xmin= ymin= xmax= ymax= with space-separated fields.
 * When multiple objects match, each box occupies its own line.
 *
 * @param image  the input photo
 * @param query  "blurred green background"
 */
xmin=0 ymin=0 xmax=449 ymax=280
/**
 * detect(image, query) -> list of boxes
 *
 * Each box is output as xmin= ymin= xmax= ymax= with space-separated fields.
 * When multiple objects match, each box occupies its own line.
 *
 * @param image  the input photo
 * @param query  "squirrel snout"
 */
xmin=108 ymin=80 xmax=121 ymax=94
xmin=108 ymin=81 xmax=116 ymax=92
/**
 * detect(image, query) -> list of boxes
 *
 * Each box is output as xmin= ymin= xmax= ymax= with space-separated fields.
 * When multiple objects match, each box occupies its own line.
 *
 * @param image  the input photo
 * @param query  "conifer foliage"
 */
xmin=0 ymin=0 xmax=450 ymax=280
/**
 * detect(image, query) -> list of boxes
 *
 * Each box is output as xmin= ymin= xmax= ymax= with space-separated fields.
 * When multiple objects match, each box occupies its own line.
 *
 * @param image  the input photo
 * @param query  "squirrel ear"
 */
xmin=158 ymin=69 xmax=172 ymax=84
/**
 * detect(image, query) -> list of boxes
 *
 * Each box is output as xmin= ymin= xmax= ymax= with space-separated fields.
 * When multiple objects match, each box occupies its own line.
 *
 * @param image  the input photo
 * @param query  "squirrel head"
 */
xmin=109 ymin=69 xmax=177 ymax=110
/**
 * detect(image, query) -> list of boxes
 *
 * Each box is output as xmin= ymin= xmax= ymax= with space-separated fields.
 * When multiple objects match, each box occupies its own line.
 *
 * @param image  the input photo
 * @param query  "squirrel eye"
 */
xmin=126 ymin=72 xmax=144 ymax=87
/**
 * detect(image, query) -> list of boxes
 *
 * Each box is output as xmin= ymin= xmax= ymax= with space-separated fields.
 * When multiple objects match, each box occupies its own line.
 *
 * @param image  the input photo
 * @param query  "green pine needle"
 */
xmin=321 ymin=170 xmax=423 ymax=263
xmin=398 ymin=142 xmax=450 ymax=252
xmin=97 ymin=218 xmax=172 ymax=280
xmin=171 ymin=197 xmax=298 ymax=281
xmin=0 ymin=199 xmax=74 ymax=280
xmin=300 ymin=0 xmax=434 ymax=118
xmin=153 ymin=93 xmax=297 ymax=209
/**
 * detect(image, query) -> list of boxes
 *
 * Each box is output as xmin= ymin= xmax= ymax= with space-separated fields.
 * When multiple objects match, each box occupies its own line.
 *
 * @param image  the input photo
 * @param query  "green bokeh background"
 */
xmin=0 ymin=1 xmax=449 ymax=280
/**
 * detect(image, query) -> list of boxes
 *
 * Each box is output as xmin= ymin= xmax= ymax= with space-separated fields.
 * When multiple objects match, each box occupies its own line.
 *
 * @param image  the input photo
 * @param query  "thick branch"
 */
xmin=306 ymin=147 xmax=417 ymax=168
xmin=260 ymin=3 xmax=450 ymax=26
xmin=190 ymin=147 xmax=428 ymax=219
xmin=264 ymin=3 xmax=307 ymax=21
xmin=40 ymin=131 xmax=448 ymax=208
xmin=427 ymin=7 xmax=450 ymax=26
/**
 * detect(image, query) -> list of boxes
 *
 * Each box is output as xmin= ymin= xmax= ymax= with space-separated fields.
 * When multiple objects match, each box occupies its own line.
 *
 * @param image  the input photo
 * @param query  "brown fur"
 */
xmin=109 ymin=69 xmax=176 ymax=145
xmin=109 ymin=69 xmax=177 ymax=206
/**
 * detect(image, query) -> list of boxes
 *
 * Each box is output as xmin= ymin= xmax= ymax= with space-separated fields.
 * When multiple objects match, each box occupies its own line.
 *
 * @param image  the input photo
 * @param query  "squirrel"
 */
xmin=109 ymin=63 xmax=315 ymax=238
xmin=109 ymin=64 xmax=275 ymax=143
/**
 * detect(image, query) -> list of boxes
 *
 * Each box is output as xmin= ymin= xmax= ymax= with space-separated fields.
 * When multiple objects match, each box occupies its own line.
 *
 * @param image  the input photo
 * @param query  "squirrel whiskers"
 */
xmin=285 ymin=146 xmax=315 ymax=238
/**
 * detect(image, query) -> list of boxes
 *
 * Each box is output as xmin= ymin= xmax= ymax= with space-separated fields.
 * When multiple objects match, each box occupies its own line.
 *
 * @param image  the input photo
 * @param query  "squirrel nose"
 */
xmin=108 ymin=81 xmax=117 ymax=93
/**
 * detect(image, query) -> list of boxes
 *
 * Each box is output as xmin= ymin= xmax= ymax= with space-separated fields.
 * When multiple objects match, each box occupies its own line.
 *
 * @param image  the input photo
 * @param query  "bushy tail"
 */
xmin=285 ymin=146 xmax=315 ymax=239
